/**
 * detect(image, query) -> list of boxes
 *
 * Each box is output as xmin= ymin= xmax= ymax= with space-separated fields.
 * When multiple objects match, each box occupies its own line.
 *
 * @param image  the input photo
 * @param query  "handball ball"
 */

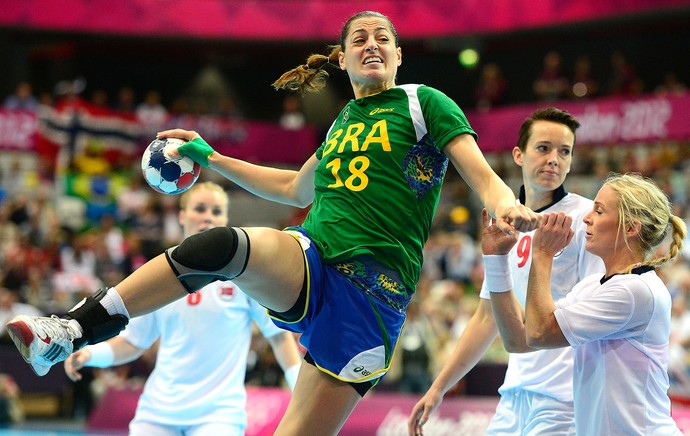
xmin=141 ymin=138 xmax=201 ymax=195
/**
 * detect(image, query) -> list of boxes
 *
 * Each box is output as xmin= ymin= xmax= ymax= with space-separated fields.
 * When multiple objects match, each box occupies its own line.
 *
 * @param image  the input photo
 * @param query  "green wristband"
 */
xmin=178 ymin=137 xmax=214 ymax=168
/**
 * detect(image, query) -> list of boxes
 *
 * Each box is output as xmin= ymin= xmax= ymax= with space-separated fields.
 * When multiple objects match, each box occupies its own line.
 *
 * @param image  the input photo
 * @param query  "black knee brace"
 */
xmin=165 ymin=226 xmax=251 ymax=293
xmin=66 ymin=288 xmax=129 ymax=350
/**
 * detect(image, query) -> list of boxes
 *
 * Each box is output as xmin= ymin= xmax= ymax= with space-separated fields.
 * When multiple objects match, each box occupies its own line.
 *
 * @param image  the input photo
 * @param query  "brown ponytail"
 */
xmin=272 ymin=45 xmax=342 ymax=94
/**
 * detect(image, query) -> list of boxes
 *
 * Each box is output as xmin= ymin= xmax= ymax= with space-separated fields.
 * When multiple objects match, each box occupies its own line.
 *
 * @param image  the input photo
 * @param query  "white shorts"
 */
xmin=129 ymin=420 xmax=244 ymax=436
xmin=485 ymin=389 xmax=575 ymax=435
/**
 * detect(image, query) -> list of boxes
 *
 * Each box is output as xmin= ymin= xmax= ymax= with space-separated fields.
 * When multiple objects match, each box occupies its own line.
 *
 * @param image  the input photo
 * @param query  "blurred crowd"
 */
xmin=0 ymin=55 xmax=689 ymax=423
xmin=475 ymin=49 xmax=686 ymax=112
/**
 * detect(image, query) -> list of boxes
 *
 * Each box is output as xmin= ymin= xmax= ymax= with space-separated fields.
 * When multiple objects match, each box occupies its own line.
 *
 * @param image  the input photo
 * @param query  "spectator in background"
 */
xmin=129 ymin=196 xmax=164 ymax=260
xmin=53 ymin=78 xmax=89 ymax=114
xmin=53 ymin=231 xmax=103 ymax=309
xmin=3 ymin=81 xmax=39 ymax=112
xmin=569 ymin=55 xmax=599 ymax=100
xmin=607 ymin=50 xmax=644 ymax=96
xmin=441 ymin=231 xmax=477 ymax=285
xmin=0 ymin=204 xmax=20 ymax=265
xmin=215 ymin=95 xmax=244 ymax=119
xmin=116 ymin=176 xmax=151 ymax=227
xmin=395 ymin=299 xmax=436 ymax=394
xmin=0 ymin=286 xmax=42 ymax=343
xmin=2 ymin=230 xmax=51 ymax=293
xmin=87 ymin=89 xmax=113 ymax=116
xmin=115 ymin=86 xmax=137 ymax=118
xmin=656 ymin=71 xmax=688 ymax=97
xmin=136 ymin=90 xmax=168 ymax=133
xmin=474 ymin=63 xmax=508 ymax=111
xmin=279 ymin=94 xmax=307 ymax=130
xmin=533 ymin=51 xmax=569 ymax=102
xmin=0 ymin=373 xmax=23 ymax=427
xmin=97 ymin=214 xmax=126 ymax=271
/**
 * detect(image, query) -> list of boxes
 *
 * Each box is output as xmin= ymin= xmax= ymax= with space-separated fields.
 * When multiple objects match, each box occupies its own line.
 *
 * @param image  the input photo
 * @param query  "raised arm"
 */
xmin=444 ymin=134 xmax=540 ymax=235
xmin=479 ymin=208 xmax=533 ymax=353
xmin=408 ymin=298 xmax=498 ymax=436
xmin=158 ymin=129 xmax=318 ymax=207
xmin=525 ymin=212 xmax=572 ymax=349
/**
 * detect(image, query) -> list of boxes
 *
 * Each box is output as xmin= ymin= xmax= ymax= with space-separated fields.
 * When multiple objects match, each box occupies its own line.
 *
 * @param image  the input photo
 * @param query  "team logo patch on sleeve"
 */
xmin=403 ymin=134 xmax=449 ymax=200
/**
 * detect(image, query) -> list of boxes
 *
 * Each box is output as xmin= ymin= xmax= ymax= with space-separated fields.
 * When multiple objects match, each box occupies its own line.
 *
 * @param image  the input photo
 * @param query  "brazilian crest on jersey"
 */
xmin=301 ymin=85 xmax=476 ymax=308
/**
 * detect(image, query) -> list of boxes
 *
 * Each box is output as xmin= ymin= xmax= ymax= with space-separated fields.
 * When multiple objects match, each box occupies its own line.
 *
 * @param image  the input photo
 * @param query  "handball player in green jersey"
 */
xmin=7 ymin=11 xmax=539 ymax=435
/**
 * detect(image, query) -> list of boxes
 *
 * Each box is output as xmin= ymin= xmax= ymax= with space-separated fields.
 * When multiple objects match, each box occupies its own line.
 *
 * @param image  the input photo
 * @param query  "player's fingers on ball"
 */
xmin=156 ymin=129 xmax=198 ymax=141
xmin=155 ymin=129 xmax=178 ymax=138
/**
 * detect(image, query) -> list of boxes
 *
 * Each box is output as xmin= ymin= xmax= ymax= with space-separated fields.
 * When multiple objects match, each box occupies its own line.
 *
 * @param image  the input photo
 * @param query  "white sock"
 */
xmin=68 ymin=319 xmax=84 ymax=336
xmin=99 ymin=287 xmax=131 ymax=318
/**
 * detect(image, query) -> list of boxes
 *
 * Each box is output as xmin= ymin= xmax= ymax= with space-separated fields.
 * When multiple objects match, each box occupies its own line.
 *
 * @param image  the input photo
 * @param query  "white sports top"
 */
xmin=480 ymin=190 xmax=604 ymax=401
xmin=122 ymin=280 xmax=284 ymax=427
xmin=555 ymin=268 xmax=681 ymax=435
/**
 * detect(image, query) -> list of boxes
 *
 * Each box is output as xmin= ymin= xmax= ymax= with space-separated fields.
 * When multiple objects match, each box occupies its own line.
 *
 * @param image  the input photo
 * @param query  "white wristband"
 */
xmin=284 ymin=364 xmax=300 ymax=391
xmin=483 ymin=254 xmax=513 ymax=293
xmin=85 ymin=342 xmax=115 ymax=368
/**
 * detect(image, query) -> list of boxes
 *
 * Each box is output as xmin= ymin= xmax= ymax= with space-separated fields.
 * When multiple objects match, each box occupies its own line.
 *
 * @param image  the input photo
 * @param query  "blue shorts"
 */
xmin=269 ymin=228 xmax=406 ymax=384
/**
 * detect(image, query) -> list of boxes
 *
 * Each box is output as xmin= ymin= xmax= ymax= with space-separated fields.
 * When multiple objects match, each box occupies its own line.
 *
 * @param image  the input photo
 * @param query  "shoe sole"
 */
xmin=5 ymin=320 xmax=49 ymax=376
xmin=6 ymin=320 xmax=34 ymax=362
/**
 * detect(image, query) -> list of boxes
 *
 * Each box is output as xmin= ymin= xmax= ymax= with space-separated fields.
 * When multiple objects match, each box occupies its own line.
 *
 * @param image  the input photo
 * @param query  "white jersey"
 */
xmin=121 ymin=281 xmax=285 ymax=427
xmin=480 ymin=190 xmax=604 ymax=401
xmin=555 ymin=268 xmax=681 ymax=435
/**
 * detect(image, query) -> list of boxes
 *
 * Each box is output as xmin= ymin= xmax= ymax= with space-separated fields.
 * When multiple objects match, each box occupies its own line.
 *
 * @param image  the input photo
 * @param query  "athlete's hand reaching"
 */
xmin=64 ymin=349 xmax=92 ymax=382
xmin=481 ymin=208 xmax=519 ymax=256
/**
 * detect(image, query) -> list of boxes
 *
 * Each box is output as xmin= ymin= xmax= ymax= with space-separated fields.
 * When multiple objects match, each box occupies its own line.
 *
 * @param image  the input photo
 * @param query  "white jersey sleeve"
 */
xmin=120 ymin=310 xmax=160 ymax=349
xmin=248 ymin=297 xmax=286 ymax=339
xmin=554 ymin=274 xmax=654 ymax=346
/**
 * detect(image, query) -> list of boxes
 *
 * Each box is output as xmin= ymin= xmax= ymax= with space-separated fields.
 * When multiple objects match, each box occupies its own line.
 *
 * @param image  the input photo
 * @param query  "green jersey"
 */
xmin=301 ymin=84 xmax=476 ymax=297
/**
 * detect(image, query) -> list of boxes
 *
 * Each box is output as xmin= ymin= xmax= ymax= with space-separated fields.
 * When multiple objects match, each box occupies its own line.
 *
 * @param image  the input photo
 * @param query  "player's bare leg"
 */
xmin=6 ymin=227 xmax=305 ymax=374
xmin=274 ymin=362 xmax=361 ymax=435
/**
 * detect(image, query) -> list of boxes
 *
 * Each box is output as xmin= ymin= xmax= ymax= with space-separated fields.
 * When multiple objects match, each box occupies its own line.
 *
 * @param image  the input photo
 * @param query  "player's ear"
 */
xmin=512 ymin=146 xmax=523 ymax=167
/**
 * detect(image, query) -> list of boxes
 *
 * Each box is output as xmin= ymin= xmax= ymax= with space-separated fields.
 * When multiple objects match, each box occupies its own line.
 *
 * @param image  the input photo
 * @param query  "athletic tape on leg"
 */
xmin=67 ymin=288 xmax=129 ymax=349
xmin=165 ymin=226 xmax=250 ymax=293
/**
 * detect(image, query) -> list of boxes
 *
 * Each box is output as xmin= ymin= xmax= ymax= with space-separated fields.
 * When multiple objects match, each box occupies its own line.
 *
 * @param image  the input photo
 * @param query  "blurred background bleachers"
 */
xmin=1 ymin=1 xmax=690 ymax=433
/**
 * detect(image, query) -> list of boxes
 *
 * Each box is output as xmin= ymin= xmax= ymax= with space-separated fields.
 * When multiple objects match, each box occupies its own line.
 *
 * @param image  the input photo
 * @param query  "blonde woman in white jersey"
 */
xmin=485 ymin=173 xmax=686 ymax=434
xmin=63 ymin=182 xmax=302 ymax=436
xmin=410 ymin=107 xmax=604 ymax=435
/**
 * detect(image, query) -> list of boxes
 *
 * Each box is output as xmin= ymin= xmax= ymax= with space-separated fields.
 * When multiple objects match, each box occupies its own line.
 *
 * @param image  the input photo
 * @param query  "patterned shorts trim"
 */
xmin=331 ymin=259 xmax=412 ymax=313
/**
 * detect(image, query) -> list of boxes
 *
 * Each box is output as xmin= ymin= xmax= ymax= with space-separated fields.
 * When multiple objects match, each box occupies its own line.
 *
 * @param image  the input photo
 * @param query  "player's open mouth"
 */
xmin=363 ymin=56 xmax=382 ymax=64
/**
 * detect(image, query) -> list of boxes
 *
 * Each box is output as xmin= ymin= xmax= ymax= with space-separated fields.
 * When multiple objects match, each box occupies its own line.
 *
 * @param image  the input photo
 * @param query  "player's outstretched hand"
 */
xmin=408 ymin=389 xmax=442 ymax=436
xmin=532 ymin=212 xmax=574 ymax=257
xmin=495 ymin=203 xmax=541 ymax=236
xmin=64 ymin=349 xmax=91 ymax=382
xmin=481 ymin=208 xmax=518 ymax=256
xmin=157 ymin=129 xmax=215 ymax=168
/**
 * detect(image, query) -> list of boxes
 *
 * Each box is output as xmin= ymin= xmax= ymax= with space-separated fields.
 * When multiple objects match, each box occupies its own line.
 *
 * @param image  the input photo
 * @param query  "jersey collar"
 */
xmin=518 ymin=184 xmax=567 ymax=213
xmin=600 ymin=265 xmax=655 ymax=285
